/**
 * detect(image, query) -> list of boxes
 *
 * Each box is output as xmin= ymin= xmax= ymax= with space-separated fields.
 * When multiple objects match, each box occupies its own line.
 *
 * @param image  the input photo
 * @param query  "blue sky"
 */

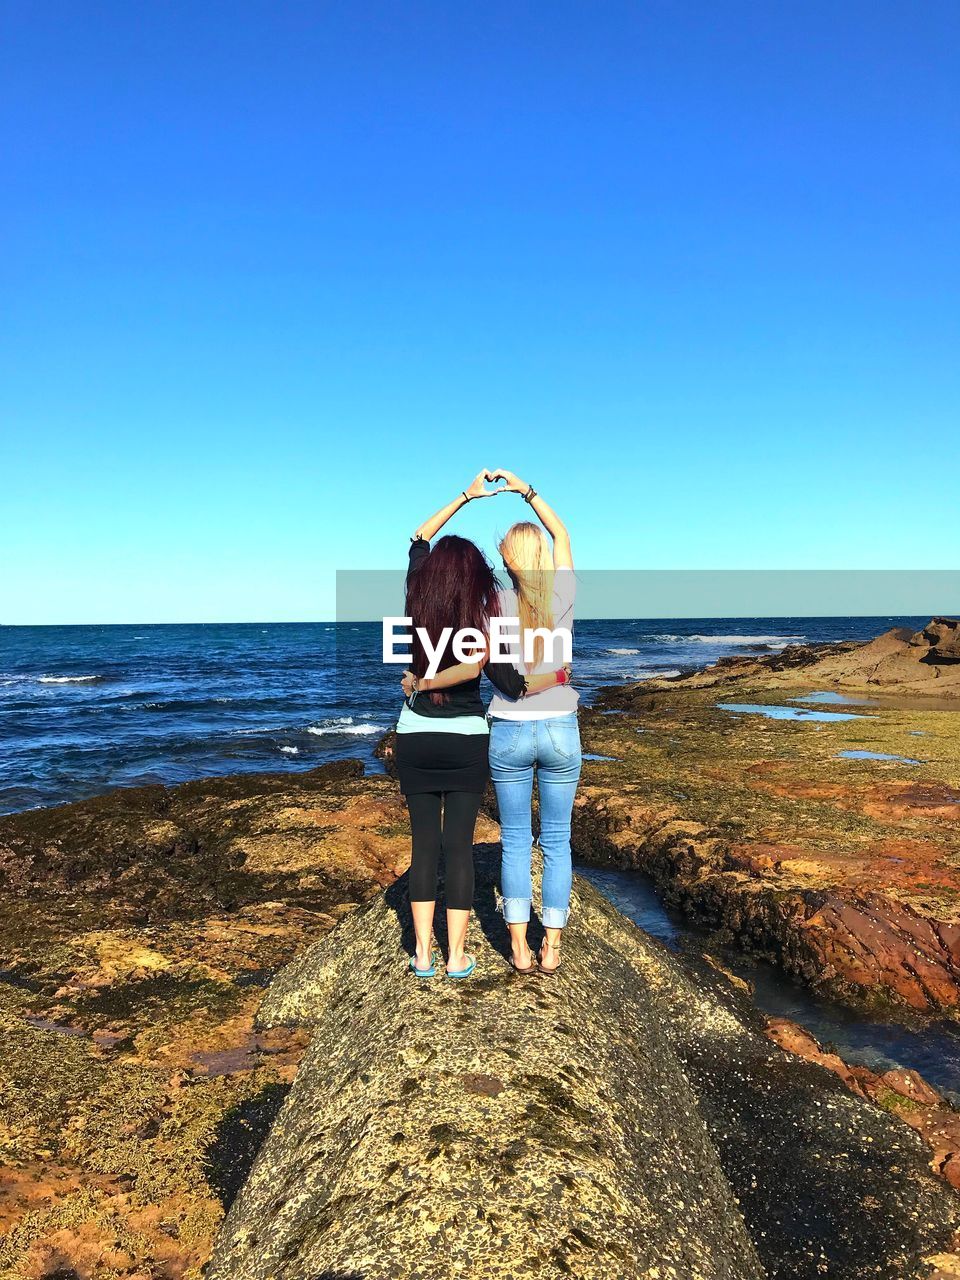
xmin=2 ymin=1 xmax=958 ymax=623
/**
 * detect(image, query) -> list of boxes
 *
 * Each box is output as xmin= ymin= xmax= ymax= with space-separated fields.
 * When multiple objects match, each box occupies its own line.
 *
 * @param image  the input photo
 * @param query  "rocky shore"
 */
xmin=576 ymin=619 xmax=960 ymax=1014
xmin=0 ymin=763 xmax=448 ymax=1279
xmin=2 ymin=618 xmax=959 ymax=1278
xmin=765 ymin=1016 xmax=960 ymax=1190
xmin=209 ymin=846 xmax=960 ymax=1280
xmin=641 ymin=617 xmax=960 ymax=701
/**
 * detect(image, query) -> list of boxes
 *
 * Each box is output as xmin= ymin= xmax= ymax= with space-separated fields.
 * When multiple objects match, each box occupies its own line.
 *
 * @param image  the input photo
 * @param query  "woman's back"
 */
xmin=487 ymin=567 xmax=578 ymax=721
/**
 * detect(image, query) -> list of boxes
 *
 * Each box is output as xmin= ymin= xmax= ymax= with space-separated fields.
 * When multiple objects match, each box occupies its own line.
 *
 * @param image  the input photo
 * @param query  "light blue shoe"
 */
xmin=409 ymin=951 xmax=437 ymax=978
xmin=446 ymin=954 xmax=476 ymax=979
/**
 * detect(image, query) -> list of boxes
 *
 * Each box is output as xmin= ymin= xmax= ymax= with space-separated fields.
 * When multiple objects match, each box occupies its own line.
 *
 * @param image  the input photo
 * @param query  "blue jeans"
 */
xmin=489 ymin=713 xmax=582 ymax=929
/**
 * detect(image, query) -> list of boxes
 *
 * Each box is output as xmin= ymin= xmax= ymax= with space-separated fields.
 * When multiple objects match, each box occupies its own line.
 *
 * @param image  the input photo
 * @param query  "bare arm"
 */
xmin=412 ymin=659 xmax=483 ymax=688
xmin=412 ymin=470 xmax=500 ymax=541
xmin=487 ymin=470 xmax=572 ymax=569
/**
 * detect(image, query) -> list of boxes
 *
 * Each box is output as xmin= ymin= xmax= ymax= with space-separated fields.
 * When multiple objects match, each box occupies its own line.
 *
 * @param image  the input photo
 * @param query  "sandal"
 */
xmin=538 ymin=940 xmax=562 ymax=975
xmin=446 ymin=953 xmax=476 ymax=979
xmin=509 ymin=950 xmax=538 ymax=975
xmin=409 ymin=951 xmax=437 ymax=979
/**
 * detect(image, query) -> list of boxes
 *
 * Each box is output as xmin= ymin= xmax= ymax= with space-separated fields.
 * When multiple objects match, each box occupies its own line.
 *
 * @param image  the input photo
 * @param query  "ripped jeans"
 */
xmin=489 ymin=713 xmax=582 ymax=929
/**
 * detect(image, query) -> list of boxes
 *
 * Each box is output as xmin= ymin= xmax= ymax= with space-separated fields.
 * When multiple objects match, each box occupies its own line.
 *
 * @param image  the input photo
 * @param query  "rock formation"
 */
xmin=803 ymin=617 xmax=960 ymax=696
xmin=571 ymin=787 xmax=960 ymax=1012
xmin=633 ymin=619 xmax=960 ymax=700
xmin=580 ymin=620 xmax=960 ymax=1013
xmin=0 ymin=762 xmax=435 ymax=1280
xmin=766 ymin=1016 xmax=960 ymax=1191
xmin=209 ymin=848 xmax=960 ymax=1280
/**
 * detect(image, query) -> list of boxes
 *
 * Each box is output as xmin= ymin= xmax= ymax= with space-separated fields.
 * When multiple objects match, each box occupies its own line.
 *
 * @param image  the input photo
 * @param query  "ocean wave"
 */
xmin=140 ymin=696 xmax=237 ymax=712
xmin=607 ymin=648 xmax=641 ymax=655
xmin=618 ymin=668 xmax=681 ymax=681
xmin=38 ymin=675 xmax=103 ymax=684
xmin=279 ymin=746 xmax=299 ymax=754
xmin=687 ymin=635 xmax=804 ymax=647
xmin=307 ymin=717 xmax=382 ymax=737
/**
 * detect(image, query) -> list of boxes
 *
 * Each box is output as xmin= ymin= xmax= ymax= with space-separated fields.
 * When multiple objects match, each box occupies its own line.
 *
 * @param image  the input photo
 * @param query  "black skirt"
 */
xmin=395 ymin=731 xmax=490 ymax=795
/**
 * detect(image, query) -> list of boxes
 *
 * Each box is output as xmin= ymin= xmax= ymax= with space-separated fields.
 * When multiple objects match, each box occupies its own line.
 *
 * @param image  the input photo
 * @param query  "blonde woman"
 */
xmin=486 ymin=469 xmax=580 ymax=974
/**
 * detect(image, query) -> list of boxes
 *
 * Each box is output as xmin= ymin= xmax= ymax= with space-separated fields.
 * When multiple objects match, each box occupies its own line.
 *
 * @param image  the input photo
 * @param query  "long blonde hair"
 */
xmin=499 ymin=521 xmax=554 ymax=668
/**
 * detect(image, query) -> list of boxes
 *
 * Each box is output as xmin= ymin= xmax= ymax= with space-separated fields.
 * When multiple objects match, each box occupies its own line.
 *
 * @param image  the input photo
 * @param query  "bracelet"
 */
xmin=462 ymin=490 xmax=472 ymax=503
xmin=556 ymin=668 xmax=568 ymax=686
xmin=523 ymin=485 xmax=537 ymax=504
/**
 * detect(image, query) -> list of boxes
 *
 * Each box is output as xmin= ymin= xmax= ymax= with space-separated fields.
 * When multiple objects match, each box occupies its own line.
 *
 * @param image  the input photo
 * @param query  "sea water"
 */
xmin=0 ymin=616 xmax=927 ymax=813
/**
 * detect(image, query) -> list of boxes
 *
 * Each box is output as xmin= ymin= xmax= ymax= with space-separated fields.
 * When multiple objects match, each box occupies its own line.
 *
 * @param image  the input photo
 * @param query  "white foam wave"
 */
xmin=687 ymin=635 xmax=803 ymax=646
xmin=607 ymin=648 xmax=641 ymax=655
xmin=38 ymin=675 xmax=100 ymax=684
xmin=616 ymin=670 xmax=686 ymax=680
xmin=307 ymin=717 xmax=381 ymax=737
xmin=279 ymin=746 xmax=299 ymax=754
xmin=617 ymin=668 xmax=682 ymax=681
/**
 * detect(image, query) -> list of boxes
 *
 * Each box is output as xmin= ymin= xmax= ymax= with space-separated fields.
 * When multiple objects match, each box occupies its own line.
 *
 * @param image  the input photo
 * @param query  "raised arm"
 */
xmin=412 ymin=470 xmax=500 ymax=541
xmin=487 ymin=470 xmax=572 ymax=569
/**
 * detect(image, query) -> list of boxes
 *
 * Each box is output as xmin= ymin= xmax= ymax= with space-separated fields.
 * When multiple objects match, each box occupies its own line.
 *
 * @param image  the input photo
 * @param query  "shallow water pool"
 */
xmin=717 ymin=702 xmax=866 ymax=723
xmin=579 ymin=862 xmax=960 ymax=1098
xmin=836 ymin=749 xmax=922 ymax=765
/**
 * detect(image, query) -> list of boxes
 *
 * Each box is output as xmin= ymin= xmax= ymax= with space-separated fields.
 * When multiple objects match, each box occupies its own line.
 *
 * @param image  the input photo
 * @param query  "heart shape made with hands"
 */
xmin=480 ymin=473 xmax=509 ymax=496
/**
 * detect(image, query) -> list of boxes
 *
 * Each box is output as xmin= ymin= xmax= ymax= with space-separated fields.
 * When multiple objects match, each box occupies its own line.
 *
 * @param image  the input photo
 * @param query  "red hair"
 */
xmin=406 ymin=536 xmax=501 ymax=703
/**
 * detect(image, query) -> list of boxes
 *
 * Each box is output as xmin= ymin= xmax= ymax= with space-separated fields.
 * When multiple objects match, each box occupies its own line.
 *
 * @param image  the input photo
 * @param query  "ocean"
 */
xmin=0 ymin=616 xmax=926 ymax=815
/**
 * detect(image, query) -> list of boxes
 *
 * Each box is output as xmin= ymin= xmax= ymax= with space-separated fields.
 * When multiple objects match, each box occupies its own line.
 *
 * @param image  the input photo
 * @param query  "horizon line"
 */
xmin=1 ymin=612 xmax=952 ymax=630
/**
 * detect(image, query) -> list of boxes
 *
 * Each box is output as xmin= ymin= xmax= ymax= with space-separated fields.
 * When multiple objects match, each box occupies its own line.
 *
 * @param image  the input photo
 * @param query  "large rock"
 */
xmin=571 ymin=787 xmax=960 ymax=1013
xmin=208 ymin=848 xmax=960 ymax=1280
xmin=629 ymin=618 xmax=960 ymax=700
xmin=584 ymin=617 xmax=960 ymax=1014
xmin=807 ymin=618 xmax=960 ymax=695
xmin=0 ymin=759 xmax=405 ymax=924
xmin=0 ymin=762 xmax=422 ymax=1279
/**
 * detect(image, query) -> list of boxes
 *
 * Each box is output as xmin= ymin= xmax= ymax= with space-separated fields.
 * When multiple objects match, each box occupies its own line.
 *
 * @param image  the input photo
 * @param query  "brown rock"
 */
xmin=880 ymin=1067 xmax=943 ymax=1108
xmin=209 ymin=851 xmax=960 ymax=1280
xmin=764 ymin=1016 xmax=960 ymax=1195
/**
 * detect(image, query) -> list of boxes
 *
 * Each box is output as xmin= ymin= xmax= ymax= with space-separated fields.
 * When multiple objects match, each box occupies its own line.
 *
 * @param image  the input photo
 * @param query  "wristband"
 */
xmin=523 ymin=485 xmax=537 ymax=504
xmin=462 ymin=491 xmax=471 ymax=503
xmin=556 ymin=668 xmax=568 ymax=686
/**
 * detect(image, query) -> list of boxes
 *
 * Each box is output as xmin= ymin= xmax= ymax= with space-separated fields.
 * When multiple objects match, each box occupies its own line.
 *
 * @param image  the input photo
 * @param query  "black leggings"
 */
xmin=406 ymin=790 xmax=482 ymax=911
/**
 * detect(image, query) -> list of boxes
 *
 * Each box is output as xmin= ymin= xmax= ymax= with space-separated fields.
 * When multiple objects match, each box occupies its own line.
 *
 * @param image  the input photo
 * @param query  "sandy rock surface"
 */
xmin=210 ymin=848 xmax=960 ymax=1280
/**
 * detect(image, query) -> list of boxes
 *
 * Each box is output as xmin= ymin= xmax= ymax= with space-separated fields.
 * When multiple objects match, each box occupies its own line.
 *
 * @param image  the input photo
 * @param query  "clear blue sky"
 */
xmin=2 ymin=1 xmax=957 ymax=623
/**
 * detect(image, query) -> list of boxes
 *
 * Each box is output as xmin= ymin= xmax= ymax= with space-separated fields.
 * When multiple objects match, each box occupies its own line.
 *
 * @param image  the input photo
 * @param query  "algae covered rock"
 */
xmin=0 ymin=761 xmax=418 ymax=1279
xmin=209 ymin=849 xmax=960 ymax=1280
